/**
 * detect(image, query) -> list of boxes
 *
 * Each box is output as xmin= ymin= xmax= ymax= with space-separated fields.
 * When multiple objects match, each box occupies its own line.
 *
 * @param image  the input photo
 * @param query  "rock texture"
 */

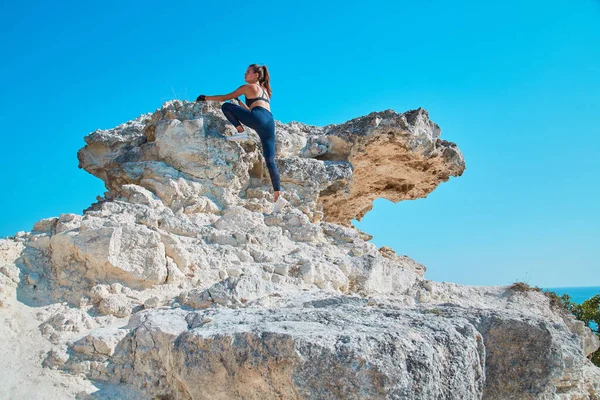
xmin=1 ymin=100 xmax=598 ymax=399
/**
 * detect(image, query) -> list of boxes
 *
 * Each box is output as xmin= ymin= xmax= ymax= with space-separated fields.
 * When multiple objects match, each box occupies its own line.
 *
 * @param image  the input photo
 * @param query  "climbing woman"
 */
xmin=195 ymin=64 xmax=287 ymax=213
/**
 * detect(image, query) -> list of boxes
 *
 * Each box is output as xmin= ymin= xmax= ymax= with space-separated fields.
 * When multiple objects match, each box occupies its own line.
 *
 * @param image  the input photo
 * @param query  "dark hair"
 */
xmin=248 ymin=64 xmax=272 ymax=98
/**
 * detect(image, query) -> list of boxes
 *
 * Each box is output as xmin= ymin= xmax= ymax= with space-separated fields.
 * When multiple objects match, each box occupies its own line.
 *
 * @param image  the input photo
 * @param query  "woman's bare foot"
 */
xmin=236 ymin=126 xmax=244 ymax=133
xmin=274 ymin=191 xmax=281 ymax=202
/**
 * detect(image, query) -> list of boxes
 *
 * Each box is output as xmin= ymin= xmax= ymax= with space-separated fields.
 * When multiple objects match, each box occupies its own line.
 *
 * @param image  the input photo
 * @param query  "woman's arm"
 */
xmin=204 ymin=85 xmax=248 ymax=102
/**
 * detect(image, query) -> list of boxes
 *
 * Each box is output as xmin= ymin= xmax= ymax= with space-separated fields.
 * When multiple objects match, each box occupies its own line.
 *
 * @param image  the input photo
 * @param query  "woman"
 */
xmin=196 ymin=64 xmax=287 ymax=213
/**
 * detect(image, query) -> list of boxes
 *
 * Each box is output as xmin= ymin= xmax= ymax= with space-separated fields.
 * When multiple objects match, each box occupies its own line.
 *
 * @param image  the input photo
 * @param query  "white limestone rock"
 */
xmin=0 ymin=100 xmax=597 ymax=399
xmin=50 ymin=218 xmax=168 ymax=288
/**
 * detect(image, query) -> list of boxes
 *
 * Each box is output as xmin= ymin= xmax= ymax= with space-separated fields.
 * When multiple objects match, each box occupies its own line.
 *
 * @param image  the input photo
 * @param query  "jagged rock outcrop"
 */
xmin=77 ymin=101 xmax=464 ymax=225
xmin=0 ymin=100 xmax=598 ymax=399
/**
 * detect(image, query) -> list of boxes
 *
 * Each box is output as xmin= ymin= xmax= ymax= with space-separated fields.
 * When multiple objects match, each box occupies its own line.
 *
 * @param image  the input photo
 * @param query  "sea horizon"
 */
xmin=543 ymin=286 xmax=600 ymax=304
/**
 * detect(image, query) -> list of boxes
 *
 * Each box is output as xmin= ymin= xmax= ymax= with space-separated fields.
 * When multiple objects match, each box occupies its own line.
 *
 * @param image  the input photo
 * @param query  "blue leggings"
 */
xmin=221 ymin=103 xmax=281 ymax=192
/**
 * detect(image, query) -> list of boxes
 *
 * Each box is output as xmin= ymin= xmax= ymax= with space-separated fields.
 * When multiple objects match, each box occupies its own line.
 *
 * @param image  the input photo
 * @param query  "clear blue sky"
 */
xmin=1 ymin=0 xmax=598 ymax=287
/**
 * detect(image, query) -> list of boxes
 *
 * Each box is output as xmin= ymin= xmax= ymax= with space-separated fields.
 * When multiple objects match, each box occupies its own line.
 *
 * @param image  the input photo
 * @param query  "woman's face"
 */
xmin=244 ymin=67 xmax=258 ymax=83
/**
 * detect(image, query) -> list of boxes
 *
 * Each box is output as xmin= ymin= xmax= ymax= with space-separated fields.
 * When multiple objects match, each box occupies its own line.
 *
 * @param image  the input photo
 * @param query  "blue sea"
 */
xmin=544 ymin=286 xmax=600 ymax=304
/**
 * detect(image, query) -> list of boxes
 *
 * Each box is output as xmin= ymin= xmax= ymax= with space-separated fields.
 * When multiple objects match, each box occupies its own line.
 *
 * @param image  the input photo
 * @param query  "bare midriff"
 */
xmin=250 ymin=101 xmax=270 ymax=112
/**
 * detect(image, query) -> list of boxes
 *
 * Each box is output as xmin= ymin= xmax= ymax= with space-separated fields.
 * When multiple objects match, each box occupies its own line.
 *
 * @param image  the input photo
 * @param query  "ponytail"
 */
xmin=261 ymin=65 xmax=272 ymax=98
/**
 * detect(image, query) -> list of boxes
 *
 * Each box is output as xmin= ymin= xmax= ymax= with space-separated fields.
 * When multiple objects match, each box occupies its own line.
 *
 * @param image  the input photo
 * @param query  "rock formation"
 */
xmin=0 ymin=100 xmax=598 ymax=399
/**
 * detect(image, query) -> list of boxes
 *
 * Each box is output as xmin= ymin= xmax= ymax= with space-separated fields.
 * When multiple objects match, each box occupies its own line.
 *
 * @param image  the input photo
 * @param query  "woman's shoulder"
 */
xmin=243 ymin=83 xmax=264 ymax=96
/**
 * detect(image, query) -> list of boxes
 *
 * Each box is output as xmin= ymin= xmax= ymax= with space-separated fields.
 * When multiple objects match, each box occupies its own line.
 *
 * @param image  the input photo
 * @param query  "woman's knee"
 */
xmin=221 ymin=103 xmax=240 ymax=125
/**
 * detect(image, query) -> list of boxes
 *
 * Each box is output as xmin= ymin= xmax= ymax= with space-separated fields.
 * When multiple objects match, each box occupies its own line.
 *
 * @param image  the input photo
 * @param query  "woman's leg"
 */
xmin=261 ymin=137 xmax=280 ymax=192
xmin=221 ymin=102 xmax=261 ymax=132
xmin=253 ymin=114 xmax=281 ymax=192
xmin=222 ymin=103 xmax=281 ymax=193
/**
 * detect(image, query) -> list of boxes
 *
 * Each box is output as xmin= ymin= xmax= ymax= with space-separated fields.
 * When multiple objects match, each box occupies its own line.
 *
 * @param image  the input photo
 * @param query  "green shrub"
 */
xmin=569 ymin=295 xmax=600 ymax=366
